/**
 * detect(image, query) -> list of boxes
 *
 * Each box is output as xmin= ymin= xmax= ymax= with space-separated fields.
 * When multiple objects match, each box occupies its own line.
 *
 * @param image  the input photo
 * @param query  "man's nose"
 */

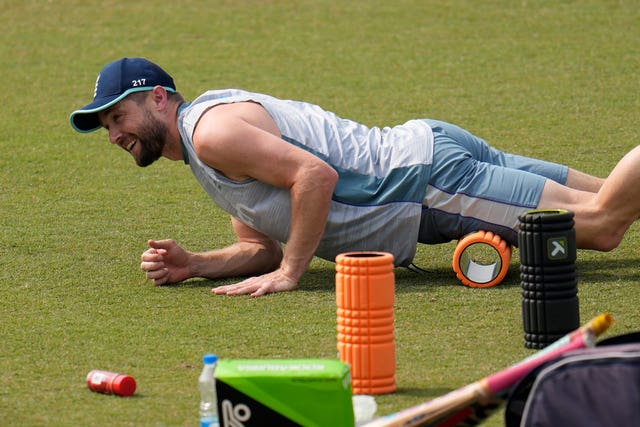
xmin=108 ymin=127 xmax=122 ymax=145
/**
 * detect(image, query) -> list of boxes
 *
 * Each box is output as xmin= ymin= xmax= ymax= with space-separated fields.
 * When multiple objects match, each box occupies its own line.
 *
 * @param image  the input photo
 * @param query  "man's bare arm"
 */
xmin=194 ymin=102 xmax=338 ymax=296
xmin=140 ymin=217 xmax=282 ymax=286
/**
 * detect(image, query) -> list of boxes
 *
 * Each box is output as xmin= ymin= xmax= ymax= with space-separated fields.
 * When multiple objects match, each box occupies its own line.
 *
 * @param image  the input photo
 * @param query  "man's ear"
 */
xmin=150 ymin=85 xmax=168 ymax=111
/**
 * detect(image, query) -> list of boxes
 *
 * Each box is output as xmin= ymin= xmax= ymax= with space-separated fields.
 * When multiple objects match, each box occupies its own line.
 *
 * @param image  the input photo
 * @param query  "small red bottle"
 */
xmin=87 ymin=370 xmax=136 ymax=397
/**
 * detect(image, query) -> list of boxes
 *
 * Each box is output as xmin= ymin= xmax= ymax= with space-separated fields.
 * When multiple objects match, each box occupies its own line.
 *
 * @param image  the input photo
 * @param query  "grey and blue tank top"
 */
xmin=177 ymin=89 xmax=434 ymax=266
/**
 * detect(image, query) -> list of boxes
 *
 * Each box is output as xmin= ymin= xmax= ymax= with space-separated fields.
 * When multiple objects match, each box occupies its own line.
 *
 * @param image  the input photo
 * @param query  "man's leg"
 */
xmin=420 ymin=122 xmax=557 ymax=246
xmin=421 ymin=119 xmax=634 ymax=251
xmin=565 ymin=168 xmax=604 ymax=192
xmin=538 ymin=146 xmax=640 ymax=251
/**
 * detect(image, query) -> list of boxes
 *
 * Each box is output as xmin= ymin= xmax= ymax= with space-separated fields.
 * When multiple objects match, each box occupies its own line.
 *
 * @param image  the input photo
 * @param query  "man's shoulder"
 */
xmin=191 ymin=88 xmax=269 ymax=105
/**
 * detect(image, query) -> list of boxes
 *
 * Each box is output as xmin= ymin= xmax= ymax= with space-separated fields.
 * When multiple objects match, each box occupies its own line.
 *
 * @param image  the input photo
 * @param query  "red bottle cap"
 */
xmin=112 ymin=375 xmax=136 ymax=396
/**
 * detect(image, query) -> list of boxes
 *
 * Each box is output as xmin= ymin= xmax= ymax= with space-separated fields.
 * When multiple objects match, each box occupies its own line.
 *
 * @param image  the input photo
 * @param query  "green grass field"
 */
xmin=1 ymin=0 xmax=639 ymax=425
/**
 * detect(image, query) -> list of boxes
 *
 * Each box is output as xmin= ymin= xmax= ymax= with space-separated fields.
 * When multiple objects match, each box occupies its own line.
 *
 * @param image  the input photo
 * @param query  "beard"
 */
xmin=135 ymin=110 xmax=170 ymax=167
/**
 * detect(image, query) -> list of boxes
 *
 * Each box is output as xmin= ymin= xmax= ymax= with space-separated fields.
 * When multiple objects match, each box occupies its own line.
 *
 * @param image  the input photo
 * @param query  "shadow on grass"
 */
xmin=394 ymin=256 xmax=640 ymax=293
xmin=394 ymin=264 xmax=523 ymax=293
xmin=145 ymin=255 xmax=632 ymax=295
xmin=155 ymin=278 xmax=221 ymax=290
xmin=574 ymin=257 xmax=639 ymax=284
xmin=158 ymin=269 xmax=338 ymax=293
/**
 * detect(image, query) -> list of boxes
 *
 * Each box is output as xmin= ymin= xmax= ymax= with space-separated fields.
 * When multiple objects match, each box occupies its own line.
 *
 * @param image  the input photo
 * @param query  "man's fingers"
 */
xmin=147 ymin=239 xmax=175 ymax=250
xmin=141 ymin=259 xmax=165 ymax=271
xmin=141 ymin=243 xmax=173 ymax=286
xmin=141 ymin=248 xmax=167 ymax=261
xmin=145 ymin=267 xmax=166 ymax=278
xmin=144 ymin=267 xmax=168 ymax=281
xmin=212 ymin=284 xmax=257 ymax=296
xmin=212 ymin=271 xmax=298 ymax=297
xmin=212 ymin=279 xmax=261 ymax=296
xmin=152 ymin=276 xmax=169 ymax=286
xmin=250 ymin=287 xmax=268 ymax=298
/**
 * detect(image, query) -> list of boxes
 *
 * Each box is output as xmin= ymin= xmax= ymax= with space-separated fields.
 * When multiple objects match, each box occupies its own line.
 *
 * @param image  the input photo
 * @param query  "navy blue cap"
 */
xmin=70 ymin=57 xmax=176 ymax=133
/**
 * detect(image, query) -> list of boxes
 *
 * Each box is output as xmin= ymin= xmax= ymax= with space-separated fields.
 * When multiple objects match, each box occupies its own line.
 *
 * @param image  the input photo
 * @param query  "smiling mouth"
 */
xmin=125 ymin=139 xmax=137 ymax=152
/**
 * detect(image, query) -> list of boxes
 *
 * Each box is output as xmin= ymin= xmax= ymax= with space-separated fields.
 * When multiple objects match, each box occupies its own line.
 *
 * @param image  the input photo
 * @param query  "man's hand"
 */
xmin=212 ymin=269 xmax=298 ymax=297
xmin=140 ymin=239 xmax=193 ymax=285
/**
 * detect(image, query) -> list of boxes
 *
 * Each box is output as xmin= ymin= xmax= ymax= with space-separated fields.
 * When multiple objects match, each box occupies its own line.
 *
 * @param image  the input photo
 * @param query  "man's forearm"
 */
xmin=280 ymin=163 xmax=337 ymax=281
xmin=190 ymin=240 xmax=283 ymax=279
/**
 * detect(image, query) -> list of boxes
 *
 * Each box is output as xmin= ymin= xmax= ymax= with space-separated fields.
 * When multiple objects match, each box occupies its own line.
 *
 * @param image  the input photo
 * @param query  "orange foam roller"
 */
xmin=336 ymin=252 xmax=396 ymax=394
xmin=337 ymin=341 xmax=396 ymax=391
xmin=452 ymin=230 xmax=512 ymax=288
xmin=337 ymin=307 xmax=394 ymax=319
xmin=337 ymin=323 xmax=395 ymax=336
xmin=337 ymin=332 xmax=396 ymax=344
xmin=337 ymin=310 xmax=394 ymax=327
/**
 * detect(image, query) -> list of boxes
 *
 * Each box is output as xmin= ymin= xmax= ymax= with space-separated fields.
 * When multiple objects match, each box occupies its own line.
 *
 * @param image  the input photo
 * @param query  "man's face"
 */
xmin=98 ymin=95 xmax=170 ymax=167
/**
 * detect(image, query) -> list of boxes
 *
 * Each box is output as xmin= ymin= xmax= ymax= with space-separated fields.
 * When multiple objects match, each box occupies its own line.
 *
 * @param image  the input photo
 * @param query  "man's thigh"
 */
xmin=419 ymin=122 xmax=567 ymax=245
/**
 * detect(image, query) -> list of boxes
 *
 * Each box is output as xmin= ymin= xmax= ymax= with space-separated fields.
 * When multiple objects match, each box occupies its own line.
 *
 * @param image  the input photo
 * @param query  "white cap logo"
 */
xmin=93 ymin=74 xmax=101 ymax=99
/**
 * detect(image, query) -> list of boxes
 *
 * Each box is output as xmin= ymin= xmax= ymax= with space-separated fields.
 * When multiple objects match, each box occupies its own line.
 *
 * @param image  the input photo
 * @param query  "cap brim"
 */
xmin=69 ymin=95 xmax=121 ymax=133
xmin=69 ymin=92 xmax=130 ymax=133
xmin=69 ymin=86 xmax=176 ymax=133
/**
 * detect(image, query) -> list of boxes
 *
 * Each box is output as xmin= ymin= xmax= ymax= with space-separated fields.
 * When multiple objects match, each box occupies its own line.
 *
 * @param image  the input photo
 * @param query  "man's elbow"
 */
xmin=258 ymin=240 xmax=284 ymax=273
xmin=323 ymin=164 xmax=339 ymax=190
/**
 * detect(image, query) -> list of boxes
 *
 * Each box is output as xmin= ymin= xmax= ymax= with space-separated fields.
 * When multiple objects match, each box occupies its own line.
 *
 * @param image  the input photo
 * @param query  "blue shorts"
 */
xmin=418 ymin=120 xmax=568 ymax=246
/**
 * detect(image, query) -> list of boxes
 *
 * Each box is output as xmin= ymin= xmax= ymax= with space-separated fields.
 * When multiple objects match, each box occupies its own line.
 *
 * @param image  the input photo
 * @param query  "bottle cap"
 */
xmin=203 ymin=354 xmax=218 ymax=364
xmin=113 ymin=375 xmax=137 ymax=396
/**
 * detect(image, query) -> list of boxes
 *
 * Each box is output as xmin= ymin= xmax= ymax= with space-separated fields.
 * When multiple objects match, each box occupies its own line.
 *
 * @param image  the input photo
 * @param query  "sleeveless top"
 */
xmin=177 ymin=89 xmax=434 ymax=266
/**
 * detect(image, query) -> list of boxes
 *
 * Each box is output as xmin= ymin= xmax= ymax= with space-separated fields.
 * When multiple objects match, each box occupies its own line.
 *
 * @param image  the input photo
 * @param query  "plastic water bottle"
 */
xmin=199 ymin=354 xmax=219 ymax=427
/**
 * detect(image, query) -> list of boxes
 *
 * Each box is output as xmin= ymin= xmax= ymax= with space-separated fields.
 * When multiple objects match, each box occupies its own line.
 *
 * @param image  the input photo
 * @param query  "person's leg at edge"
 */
xmin=565 ymin=168 xmax=604 ymax=193
xmin=538 ymin=145 xmax=640 ymax=251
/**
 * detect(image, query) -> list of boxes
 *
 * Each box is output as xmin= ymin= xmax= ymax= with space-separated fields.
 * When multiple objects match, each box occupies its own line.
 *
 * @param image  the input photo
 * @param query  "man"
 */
xmin=70 ymin=57 xmax=635 ymax=297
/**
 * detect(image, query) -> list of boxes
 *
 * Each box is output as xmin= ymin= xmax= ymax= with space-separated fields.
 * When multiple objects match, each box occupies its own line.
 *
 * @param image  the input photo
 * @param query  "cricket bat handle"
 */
xmin=362 ymin=382 xmax=488 ymax=427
